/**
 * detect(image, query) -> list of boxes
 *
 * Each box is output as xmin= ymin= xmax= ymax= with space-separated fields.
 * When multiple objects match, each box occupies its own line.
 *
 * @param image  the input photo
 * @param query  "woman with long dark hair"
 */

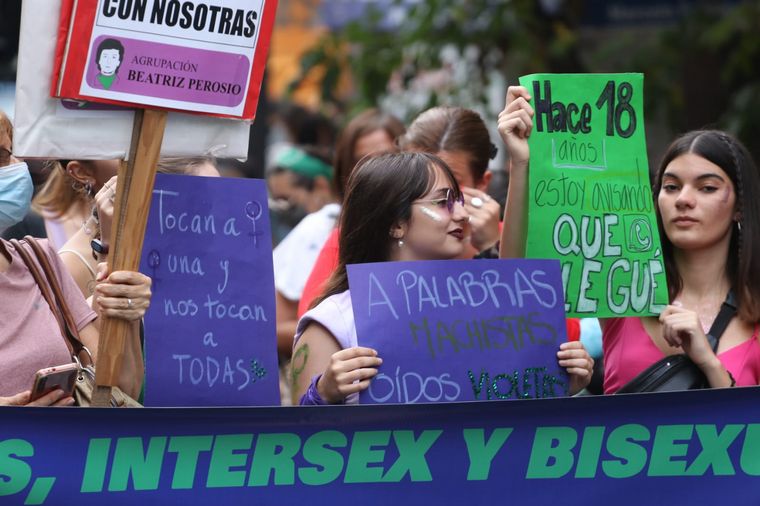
xmin=499 ymin=86 xmax=760 ymax=393
xmin=293 ymin=151 xmax=593 ymax=404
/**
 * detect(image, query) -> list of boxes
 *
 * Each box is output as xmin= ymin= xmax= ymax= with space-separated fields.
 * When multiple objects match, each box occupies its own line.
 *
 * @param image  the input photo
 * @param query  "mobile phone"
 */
xmin=30 ymin=363 xmax=79 ymax=402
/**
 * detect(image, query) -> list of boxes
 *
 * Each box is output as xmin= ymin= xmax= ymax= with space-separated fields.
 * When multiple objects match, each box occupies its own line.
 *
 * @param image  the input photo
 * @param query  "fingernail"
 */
xmin=65 ymin=397 xmax=75 ymax=405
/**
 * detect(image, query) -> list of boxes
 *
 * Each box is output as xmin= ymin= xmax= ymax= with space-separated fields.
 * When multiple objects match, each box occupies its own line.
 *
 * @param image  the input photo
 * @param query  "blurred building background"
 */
xmin=1 ymin=0 xmax=758 ymax=177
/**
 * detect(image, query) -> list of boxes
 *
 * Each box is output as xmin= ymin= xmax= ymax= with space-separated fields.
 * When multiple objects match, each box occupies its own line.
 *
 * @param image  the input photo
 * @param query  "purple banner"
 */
xmin=347 ymin=259 xmax=569 ymax=404
xmin=86 ymin=35 xmax=248 ymax=107
xmin=138 ymin=174 xmax=279 ymax=406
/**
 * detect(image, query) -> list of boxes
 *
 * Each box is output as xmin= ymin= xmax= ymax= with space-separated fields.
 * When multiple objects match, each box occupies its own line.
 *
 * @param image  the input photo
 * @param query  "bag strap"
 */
xmin=706 ymin=291 xmax=737 ymax=352
xmin=10 ymin=238 xmax=70 ymax=349
xmin=11 ymin=237 xmax=93 ymax=367
xmin=24 ymin=236 xmax=93 ymax=367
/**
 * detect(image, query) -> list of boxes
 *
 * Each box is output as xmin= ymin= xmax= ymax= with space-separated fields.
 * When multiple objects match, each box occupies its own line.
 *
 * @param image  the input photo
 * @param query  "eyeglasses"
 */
xmin=0 ymin=147 xmax=11 ymax=167
xmin=414 ymin=188 xmax=465 ymax=214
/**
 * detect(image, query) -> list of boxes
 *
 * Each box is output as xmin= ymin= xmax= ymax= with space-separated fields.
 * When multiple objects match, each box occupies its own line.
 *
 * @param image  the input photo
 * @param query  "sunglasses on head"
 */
xmin=414 ymin=187 xmax=465 ymax=214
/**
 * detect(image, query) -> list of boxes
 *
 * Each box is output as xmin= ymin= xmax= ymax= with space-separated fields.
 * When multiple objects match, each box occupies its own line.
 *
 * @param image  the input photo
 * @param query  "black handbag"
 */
xmin=616 ymin=292 xmax=736 ymax=394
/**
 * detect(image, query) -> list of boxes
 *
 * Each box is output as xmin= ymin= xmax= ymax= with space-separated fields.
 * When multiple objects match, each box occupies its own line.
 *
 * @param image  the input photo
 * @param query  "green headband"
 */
xmin=274 ymin=146 xmax=333 ymax=181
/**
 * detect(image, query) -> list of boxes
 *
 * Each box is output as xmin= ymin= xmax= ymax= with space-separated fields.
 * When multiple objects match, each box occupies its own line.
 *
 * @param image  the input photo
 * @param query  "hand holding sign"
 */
xmin=511 ymin=73 xmax=668 ymax=317
xmin=497 ymin=86 xmax=534 ymax=168
xmin=557 ymin=341 xmax=594 ymax=394
xmin=348 ymin=259 xmax=574 ymax=405
xmin=318 ymin=347 xmax=382 ymax=404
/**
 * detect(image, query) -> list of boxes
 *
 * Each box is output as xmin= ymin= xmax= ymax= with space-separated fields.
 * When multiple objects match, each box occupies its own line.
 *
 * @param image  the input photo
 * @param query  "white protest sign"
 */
xmin=13 ymin=0 xmax=252 ymax=160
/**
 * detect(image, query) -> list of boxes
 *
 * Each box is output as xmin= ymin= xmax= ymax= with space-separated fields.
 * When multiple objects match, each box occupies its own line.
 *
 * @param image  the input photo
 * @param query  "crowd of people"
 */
xmin=2 ymin=81 xmax=759 ymax=407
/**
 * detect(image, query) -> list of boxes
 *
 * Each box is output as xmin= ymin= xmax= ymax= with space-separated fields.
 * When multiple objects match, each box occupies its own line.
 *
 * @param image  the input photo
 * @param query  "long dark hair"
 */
xmin=313 ymin=152 xmax=461 ymax=307
xmin=653 ymin=130 xmax=760 ymax=322
xmin=399 ymin=106 xmax=496 ymax=185
xmin=333 ymin=109 xmax=406 ymax=201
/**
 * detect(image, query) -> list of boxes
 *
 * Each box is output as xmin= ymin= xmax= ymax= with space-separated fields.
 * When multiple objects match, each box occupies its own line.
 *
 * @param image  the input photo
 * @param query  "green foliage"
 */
xmin=287 ymin=0 xmax=760 ymax=158
xmin=287 ymin=0 xmax=585 ymax=121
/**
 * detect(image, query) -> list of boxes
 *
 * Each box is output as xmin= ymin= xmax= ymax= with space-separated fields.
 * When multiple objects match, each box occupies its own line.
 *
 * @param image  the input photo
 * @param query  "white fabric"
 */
xmin=58 ymin=248 xmax=97 ymax=278
xmin=14 ymin=0 xmax=251 ymax=159
xmin=294 ymin=290 xmax=356 ymax=351
xmin=293 ymin=290 xmax=358 ymax=404
xmin=273 ymin=203 xmax=340 ymax=301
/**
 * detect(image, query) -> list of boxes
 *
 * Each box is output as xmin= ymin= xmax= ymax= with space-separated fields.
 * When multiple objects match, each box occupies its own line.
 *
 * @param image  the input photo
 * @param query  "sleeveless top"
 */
xmin=294 ymin=290 xmax=358 ymax=404
xmin=603 ymin=317 xmax=760 ymax=394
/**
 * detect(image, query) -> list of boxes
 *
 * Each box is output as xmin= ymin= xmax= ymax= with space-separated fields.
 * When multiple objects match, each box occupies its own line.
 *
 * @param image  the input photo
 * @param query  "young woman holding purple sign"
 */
xmin=498 ymin=86 xmax=760 ymax=393
xmin=292 ymin=151 xmax=593 ymax=404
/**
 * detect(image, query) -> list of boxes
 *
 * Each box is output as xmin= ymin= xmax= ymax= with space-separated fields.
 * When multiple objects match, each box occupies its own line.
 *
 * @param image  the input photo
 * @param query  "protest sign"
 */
xmin=346 ymin=259 xmax=568 ymax=404
xmin=1 ymin=387 xmax=759 ymax=505
xmin=138 ymin=174 xmax=279 ymax=406
xmin=13 ymin=0 xmax=252 ymax=160
xmin=518 ymin=73 xmax=668 ymax=317
xmin=52 ymin=0 xmax=277 ymax=120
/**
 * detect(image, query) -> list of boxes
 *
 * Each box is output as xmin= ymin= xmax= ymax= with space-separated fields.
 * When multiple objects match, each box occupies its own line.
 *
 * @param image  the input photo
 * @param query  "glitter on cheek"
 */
xmin=720 ymin=187 xmax=731 ymax=204
xmin=419 ymin=206 xmax=444 ymax=222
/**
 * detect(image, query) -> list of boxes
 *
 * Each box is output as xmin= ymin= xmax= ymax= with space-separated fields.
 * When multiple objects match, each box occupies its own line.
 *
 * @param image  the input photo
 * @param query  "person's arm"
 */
xmin=557 ymin=341 xmax=594 ymax=395
xmin=87 ymin=266 xmax=151 ymax=399
xmin=497 ymin=86 xmax=534 ymax=259
xmin=291 ymin=321 xmax=381 ymax=405
xmin=58 ymin=176 xmax=117 ymax=296
xmin=461 ymin=186 xmax=501 ymax=255
xmin=0 ymin=389 xmax=75 ymax=407
xmin=58 ymin=228 xmax=98 ymax=296
xmin=659 ymin=305 xmax=735 ymax=388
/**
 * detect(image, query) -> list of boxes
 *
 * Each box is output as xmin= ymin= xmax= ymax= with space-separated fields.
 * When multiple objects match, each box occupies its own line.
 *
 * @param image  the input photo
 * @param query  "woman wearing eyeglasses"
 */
xmin=291 ymin=152 xmax=593 ymax=404
xmin=399 ymin=106 xmax=502 ymax=258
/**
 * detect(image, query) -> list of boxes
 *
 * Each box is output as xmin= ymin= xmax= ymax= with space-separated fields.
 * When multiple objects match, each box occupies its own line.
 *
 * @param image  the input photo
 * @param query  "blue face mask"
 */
xmin=0 ymin=162 xmax=33 ymax=232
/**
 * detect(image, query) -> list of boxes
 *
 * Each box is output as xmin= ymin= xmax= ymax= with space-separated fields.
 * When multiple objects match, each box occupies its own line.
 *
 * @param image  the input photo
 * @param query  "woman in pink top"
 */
xmin=0 ymin=111 xmax=150 ymax=406
xmin=498 ymin=86 xmax=760 ymax=393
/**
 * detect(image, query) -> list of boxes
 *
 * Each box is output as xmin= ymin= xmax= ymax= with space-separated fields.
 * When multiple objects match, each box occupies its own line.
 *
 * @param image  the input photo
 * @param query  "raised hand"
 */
xmin=497 ymin=86 xmax=534 ymax=168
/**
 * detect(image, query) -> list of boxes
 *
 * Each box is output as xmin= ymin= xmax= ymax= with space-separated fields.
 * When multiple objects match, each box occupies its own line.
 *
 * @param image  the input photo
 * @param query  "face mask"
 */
xmin=0 ymin=162 xmax=33 ymax=232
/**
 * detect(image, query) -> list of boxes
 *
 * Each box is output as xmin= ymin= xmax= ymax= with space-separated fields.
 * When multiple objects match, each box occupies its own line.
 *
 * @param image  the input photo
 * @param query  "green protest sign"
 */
xmin=518 ymin=73 xmax=668 ymax=317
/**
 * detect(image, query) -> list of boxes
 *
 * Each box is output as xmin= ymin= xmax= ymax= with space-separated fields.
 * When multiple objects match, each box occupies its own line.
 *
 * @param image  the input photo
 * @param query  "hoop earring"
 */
xmin=71 ymin=180 xmax=94 ymax=197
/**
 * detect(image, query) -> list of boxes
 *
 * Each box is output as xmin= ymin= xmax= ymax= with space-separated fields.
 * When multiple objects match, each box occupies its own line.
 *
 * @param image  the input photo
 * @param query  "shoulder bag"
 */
xmin=11 ymin=237 xmax=141 ymax=407
xmin=616 ymin=292 xmax=736 ymax=394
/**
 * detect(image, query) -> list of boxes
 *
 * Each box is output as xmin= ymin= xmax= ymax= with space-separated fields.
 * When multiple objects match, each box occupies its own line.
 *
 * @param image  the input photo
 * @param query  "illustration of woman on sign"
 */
xmin=94 ymin=38 xmax=124 ymax=90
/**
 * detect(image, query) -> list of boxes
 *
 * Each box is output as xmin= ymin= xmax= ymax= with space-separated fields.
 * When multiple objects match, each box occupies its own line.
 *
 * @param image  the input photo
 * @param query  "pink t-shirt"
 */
xmin=0 ymin=239 xmax=97 ymax=397
xmin=603 ymin=317 xmax=760 ymax=394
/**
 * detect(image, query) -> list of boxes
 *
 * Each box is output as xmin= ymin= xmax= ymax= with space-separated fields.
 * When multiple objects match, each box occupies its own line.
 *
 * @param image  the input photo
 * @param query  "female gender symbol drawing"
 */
xmin=245 ymin=201 xmax=263 ymax=247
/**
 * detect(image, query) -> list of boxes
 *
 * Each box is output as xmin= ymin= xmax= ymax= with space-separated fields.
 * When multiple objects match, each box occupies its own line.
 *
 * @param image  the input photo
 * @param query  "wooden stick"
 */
xmin=93 ymin=108 xmax=167 ymax=406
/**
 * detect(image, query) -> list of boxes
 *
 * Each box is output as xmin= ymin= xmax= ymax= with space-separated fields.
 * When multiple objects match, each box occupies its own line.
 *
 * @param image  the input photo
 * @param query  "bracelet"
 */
xmin=90 ymin=238 xmax=109 ymax=261
xmin=727 ymin=369 xmax=736 ymax=387
xmin=299 ymin=374 xmax=328 ymax=405
xmin=473 ymin=244 xmax=499 ymax=260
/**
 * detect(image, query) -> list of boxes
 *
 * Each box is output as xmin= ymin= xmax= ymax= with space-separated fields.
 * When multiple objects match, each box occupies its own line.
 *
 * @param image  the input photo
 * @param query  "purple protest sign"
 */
xmin=139 ymin=174 xmax=278 ymax=406
xmin=347 ymin=259 xmax=569 ymax=404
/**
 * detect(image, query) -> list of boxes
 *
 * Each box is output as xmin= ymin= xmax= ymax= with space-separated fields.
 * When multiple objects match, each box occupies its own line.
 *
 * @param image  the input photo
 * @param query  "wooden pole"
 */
xmin=92 ymin=108 xmax=167 ymax=406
